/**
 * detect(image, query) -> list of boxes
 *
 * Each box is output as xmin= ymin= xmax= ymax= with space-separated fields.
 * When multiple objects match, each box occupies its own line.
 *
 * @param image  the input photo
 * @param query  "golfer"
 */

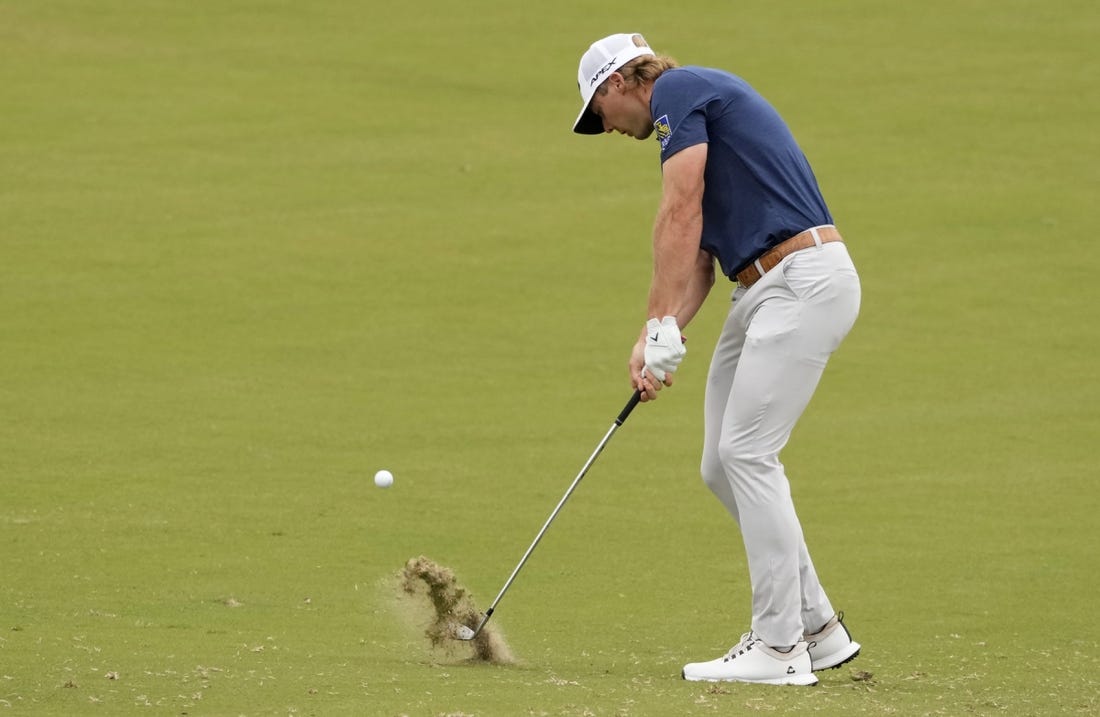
xmin=573 ymin=33 xmax=863 ymax=685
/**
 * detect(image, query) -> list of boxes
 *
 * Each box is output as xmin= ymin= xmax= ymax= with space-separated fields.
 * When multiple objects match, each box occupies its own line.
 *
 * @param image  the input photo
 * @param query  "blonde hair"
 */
xmin=620 ymin=54 xmax=679 ymax=84
xmin=596 ymin=54 xmax=679 ymax=97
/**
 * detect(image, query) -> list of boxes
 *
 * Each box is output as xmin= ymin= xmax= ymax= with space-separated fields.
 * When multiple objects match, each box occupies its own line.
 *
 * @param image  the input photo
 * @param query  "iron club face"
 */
xmin=454 ymin=612 xmax=490 ymax=641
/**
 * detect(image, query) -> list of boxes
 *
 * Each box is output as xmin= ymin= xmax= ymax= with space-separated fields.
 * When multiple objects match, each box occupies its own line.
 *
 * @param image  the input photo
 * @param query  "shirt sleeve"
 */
xmin=652 ymin=69 xmax=715 ymax=163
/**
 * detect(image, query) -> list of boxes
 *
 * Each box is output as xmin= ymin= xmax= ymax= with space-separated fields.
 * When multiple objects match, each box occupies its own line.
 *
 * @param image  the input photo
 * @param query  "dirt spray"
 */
xmin=399 ymin=556 xmax=515 ymax=664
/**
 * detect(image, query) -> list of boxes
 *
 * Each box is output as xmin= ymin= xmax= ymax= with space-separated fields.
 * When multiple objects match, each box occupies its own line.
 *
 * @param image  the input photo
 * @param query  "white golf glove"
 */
xmin=643 ymin=316 xmax=686 ymax=382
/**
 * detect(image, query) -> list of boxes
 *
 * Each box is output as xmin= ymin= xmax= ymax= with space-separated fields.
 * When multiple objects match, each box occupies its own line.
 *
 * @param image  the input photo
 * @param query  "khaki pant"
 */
xmin=701 ymin=238 xmax=861 ymax=647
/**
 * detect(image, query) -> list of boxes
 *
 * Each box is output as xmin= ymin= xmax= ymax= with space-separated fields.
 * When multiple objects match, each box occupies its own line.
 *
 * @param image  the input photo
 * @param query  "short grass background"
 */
xmin=2 ymin=1 xmax=1098 ymax=715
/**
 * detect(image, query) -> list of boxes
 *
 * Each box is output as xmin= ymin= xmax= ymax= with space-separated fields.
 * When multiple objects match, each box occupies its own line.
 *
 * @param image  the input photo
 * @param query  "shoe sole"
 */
xmin=682 ymin=670 xmax=819 ymax=686
xmin=811 ymin=642 xmax=861 ymax=672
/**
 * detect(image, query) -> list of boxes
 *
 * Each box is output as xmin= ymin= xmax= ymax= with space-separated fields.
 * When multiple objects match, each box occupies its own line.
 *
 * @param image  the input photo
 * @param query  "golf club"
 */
xmin=454 ymin=389 xmax=643 ymax=641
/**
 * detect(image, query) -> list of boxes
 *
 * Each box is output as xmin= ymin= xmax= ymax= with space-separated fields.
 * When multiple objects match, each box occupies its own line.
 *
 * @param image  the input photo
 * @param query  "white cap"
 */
xmin=572 ymin=33 xmax=655 ymax=135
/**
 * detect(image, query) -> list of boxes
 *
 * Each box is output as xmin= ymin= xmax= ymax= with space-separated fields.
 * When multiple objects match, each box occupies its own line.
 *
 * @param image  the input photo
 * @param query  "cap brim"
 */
xmin=572 ymin=102 xmax=604 ymax=135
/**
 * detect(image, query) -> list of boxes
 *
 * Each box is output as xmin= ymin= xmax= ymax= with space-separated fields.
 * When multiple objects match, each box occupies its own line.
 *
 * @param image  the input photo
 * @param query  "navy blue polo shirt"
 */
xmin=650 ymin=67 xmax=832 ymax=279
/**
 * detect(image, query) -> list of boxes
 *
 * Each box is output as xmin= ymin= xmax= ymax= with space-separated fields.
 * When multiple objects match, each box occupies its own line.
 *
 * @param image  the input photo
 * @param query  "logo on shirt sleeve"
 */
xmin=654 ymin=114 xmax=672 ymax=150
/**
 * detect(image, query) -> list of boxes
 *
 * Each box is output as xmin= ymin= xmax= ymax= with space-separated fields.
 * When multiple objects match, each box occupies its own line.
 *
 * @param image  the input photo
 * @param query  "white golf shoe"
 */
xmin=681 ymin=633 xmax=818 ymax=686
xmin=804 ymin=612 xmax=861 ymax=671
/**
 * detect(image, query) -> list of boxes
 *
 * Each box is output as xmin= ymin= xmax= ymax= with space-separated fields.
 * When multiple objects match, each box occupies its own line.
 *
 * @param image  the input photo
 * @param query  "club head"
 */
xmin=453 ymin=624 xmax=477 ymax=641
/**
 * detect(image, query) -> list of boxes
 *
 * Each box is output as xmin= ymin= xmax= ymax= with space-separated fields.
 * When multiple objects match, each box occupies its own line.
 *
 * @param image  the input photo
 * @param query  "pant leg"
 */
xmin=700 ymin=286 xmax=749 ymax=524
xmin=709 ymin=242 xmax=860 ymax=646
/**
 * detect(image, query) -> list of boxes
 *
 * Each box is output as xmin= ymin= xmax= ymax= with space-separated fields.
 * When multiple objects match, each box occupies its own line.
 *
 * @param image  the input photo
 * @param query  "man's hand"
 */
xmin=644 ymin=316 xmax=686 ymax=382
xmin=629 ymin=339 xmax=664 ymax=402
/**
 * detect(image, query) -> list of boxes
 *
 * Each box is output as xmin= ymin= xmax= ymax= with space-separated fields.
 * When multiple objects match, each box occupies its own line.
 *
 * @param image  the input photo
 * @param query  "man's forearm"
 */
xmin=647 ymin=199 xmax=704 ymax=320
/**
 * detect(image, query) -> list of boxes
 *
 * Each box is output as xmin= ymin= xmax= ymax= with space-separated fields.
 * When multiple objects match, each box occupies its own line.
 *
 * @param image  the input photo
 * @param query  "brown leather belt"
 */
xmin=735 ymin=225 xmax=844 ymax=289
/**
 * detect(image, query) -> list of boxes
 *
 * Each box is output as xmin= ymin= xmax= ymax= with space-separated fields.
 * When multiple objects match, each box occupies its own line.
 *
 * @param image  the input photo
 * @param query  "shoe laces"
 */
xmin=722 ymin=632 xmax=760 ymax=662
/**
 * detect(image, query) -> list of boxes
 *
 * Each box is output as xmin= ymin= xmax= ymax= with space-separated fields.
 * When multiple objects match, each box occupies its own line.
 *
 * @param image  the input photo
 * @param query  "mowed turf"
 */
xmin=2 ymin=1 xmax=1097 ymax=715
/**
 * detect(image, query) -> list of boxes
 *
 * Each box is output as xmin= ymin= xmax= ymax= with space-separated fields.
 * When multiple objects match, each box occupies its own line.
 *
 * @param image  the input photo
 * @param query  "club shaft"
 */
xmin=478 ymin=391 xmax=642 ymax=627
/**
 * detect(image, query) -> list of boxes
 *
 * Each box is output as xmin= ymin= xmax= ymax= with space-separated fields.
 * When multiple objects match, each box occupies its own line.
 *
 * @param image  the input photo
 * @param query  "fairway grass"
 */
xmin=2 ymin=1 xmax=1098 ymax=715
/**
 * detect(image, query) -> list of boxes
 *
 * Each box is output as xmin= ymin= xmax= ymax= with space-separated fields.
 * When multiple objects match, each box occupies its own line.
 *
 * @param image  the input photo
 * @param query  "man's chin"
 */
xmin=634 ymin=127 xmax=655 ymax=140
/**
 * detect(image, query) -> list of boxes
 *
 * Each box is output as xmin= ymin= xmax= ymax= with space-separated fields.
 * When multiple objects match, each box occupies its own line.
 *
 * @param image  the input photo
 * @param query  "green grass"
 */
xmin=2 ymin=0 xmax=1098 ymax=714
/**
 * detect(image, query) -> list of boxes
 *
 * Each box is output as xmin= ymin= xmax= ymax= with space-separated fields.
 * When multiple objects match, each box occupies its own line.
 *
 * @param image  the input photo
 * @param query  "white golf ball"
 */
xmin=374 ymin=469 xmax=394 ymax=488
